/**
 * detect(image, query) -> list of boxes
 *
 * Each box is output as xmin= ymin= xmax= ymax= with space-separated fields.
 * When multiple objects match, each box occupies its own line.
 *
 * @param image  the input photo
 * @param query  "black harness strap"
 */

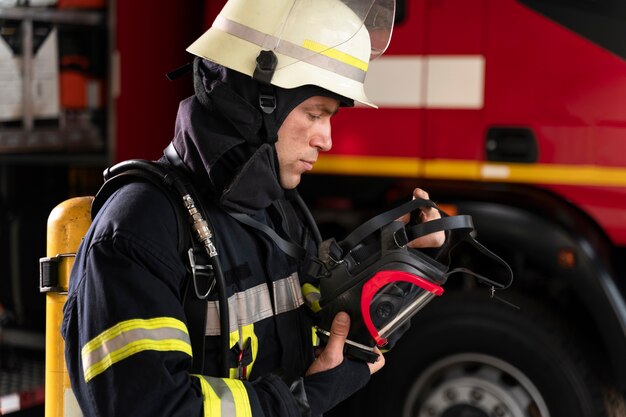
xmin=93 ymin=162 xmax=210 ymax=375
xmin=226 ymin=210 xmax=308 ymax=260
xmin=163 ymin=145 xmax=224 ymax=374
xmin=92 ymin=168 xmax=188 ymax=256
xmin=331 ymin=198 xmax=513 ymax=291
xmin=338 ymin=198 xmax=438 ymax=253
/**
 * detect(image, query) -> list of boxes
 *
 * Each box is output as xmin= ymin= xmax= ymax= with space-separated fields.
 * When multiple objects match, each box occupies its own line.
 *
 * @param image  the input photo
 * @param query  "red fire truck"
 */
xmin=19 ymin=0 xmax=626 ymax=416
xmin=295 ymin=0 xmax=626 ymax=416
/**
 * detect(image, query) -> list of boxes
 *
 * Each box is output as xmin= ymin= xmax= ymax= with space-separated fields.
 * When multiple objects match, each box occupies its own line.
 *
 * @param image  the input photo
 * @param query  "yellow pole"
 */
xmin=44 ymin=196 xmax=93 ymax=417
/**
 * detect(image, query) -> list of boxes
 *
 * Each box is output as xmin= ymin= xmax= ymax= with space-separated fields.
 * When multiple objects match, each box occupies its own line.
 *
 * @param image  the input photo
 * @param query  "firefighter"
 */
xmin=61 ymin=0 xmax=443 ymax=415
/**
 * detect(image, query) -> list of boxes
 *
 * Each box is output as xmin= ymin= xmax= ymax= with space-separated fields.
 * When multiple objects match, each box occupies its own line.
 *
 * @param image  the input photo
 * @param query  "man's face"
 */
xmin=275 ymin=95 xmax=340 ymax=189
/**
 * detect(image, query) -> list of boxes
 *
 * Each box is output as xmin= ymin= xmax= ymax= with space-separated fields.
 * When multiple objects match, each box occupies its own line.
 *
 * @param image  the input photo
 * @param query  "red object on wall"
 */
xmin=57 ymin=0 xmax=106 ymax=8
xmin=114 ymin=0 xmax=205 ymax=162
xmin=203 ymin=0 xmax=227 ymax=29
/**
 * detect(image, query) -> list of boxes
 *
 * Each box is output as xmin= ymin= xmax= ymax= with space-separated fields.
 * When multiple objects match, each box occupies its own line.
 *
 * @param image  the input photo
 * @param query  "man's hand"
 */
xmin=306 ymin=312 xmax=385 ymax=376
xmin=397 ymin=188 xmax=446 ymax=248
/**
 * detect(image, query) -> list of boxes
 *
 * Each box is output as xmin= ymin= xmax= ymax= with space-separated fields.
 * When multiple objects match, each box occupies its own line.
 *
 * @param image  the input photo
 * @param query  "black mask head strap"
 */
xmin=253 ymin=50 xmax=279 ymax=143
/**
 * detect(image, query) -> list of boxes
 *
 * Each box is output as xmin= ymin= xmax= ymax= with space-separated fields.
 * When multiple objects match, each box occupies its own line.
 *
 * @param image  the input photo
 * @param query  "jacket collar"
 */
xmin=170 ymin=63 xmax=283 ymax=214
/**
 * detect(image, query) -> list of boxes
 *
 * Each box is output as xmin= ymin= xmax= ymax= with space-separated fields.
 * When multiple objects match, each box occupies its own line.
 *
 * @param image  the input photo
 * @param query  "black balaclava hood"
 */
xmin=194 ymin=58 xmax=353 ymax=142
xmin=172 ymin=58 xmax=352 ymax=214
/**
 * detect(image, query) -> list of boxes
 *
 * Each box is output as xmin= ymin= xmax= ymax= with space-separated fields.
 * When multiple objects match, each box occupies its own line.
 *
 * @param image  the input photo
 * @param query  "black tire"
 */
xmin=335 ymin=291 xmax=612 ymax=417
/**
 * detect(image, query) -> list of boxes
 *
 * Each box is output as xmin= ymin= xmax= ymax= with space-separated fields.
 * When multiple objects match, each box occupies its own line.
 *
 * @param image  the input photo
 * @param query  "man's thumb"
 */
xmin=326 ymin=312 xmax=350 ymax=352
xmin=306 ymin=312 xmax=351 ymax=375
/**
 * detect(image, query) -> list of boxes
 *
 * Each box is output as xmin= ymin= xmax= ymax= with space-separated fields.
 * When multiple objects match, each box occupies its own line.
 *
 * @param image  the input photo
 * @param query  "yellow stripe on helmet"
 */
xmin=303 ymin=39 xmax=369 ymax=72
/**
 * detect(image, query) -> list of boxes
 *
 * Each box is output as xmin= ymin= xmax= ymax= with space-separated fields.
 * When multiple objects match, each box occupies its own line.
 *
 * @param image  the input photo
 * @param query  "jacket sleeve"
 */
xmin=60 ymin=184 xmax=369 ymax=417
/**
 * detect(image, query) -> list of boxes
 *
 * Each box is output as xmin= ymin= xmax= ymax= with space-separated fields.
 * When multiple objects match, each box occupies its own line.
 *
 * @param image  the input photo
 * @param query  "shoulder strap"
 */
xmin=92 ymin=168 xmax=189 ymax=253
xmin=226 ymin=210 xmax=309 ymax=260
xmin=92 ymin=160 xmax=212 ymax=375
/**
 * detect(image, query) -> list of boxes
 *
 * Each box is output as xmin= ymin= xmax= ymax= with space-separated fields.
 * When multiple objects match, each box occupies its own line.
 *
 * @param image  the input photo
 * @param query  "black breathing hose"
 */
xmin=105 ymin=160 xmax=231 ymax=378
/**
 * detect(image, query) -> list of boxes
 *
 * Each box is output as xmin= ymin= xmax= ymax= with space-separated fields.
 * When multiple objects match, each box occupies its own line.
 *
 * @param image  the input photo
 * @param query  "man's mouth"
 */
xmin=300 ymin=160 xmax=315 ymax=171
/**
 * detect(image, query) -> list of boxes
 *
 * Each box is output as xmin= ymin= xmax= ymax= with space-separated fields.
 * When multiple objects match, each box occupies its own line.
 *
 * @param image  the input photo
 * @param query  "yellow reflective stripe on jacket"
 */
xmin=197 ymin=376 xmax=221 ymax=417
xmin=301 ymin=283 xmax=321 ymax=313
xmin=81 ymin=317 xmax=191 ymax=382
xmin=228 ymin=324 xmax=259 ymax=380
xmin=229 ymin=327 xmax=239 ymax=380
xmin=223 ymin=378 xmax=252 ymax=417
xmin=194 ymin=375 xmax=252 ymax=417
xmin=240 ymin=324 xmax=258 ymax=377
xmin=311 ymin=326 xmax=320 ymax=347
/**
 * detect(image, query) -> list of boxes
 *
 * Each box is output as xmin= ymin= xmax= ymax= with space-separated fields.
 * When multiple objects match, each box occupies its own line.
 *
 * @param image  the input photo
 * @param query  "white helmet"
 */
xmin=187 ymin=0 xmax=395 ymax=108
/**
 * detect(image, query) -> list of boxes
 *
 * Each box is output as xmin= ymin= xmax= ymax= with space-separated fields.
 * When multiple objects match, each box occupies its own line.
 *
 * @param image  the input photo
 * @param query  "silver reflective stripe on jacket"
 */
xmin=273 ymin=273 xmax=304 ymax=314
xmin=205 ymin=273 xmax=304 ymax=335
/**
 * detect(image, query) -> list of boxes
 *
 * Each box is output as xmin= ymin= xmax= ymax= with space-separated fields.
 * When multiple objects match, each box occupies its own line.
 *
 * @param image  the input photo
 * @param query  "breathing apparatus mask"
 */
xmin=311 ymin=198 xmax=514 ymax=362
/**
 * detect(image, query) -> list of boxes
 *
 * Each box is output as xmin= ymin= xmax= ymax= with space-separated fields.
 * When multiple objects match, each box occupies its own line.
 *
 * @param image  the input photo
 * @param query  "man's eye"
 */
xmin=307 ymin=113 xmax=322 ymax=121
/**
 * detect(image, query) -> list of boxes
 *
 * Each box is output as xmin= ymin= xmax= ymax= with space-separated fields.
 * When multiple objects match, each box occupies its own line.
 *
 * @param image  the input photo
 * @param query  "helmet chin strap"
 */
xmin=254 ymin=50 xmax=279 ymax=144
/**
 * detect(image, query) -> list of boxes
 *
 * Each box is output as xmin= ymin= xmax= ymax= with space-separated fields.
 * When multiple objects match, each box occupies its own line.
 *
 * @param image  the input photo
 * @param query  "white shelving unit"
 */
xmin=0 ymin=5 xmax=111 ymax=163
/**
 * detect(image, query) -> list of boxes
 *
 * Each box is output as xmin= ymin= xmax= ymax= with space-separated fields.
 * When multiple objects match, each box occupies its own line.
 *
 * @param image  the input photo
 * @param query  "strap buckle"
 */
xmin=259 ymin=93 xmax=276 ymax=114
xmin=187 ymin=248 xmax=215 ymax=299
xmin=39 ymin=253 xmax=76 ymax=293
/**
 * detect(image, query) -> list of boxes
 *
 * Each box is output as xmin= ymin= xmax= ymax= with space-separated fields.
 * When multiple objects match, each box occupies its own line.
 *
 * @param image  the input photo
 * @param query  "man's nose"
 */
xmin=312 ymin=121 xmax=332 ymax=152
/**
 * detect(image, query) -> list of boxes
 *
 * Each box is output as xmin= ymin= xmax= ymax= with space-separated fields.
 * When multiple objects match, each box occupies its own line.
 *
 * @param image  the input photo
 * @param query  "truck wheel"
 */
xmin=357 ymin=291 xmax=614 ymax=417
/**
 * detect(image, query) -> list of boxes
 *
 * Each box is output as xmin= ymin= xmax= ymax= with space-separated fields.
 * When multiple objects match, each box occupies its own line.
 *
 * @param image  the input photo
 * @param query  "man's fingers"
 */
xmin=412 ymin=188 xmax=429 ymax=200
xmin=406 ymin=188 xmax=445 ymax=248
xmin=367 ymin=347 xmax=386 ymax=375
xmin=413 ymin=188 xmax=439 ymax=220
xmin=396 ymin=188 xmax=446 ymax=248
xmin=407 ymin=234 xmax=445 ymax=248
xmin=398 ymin=188 xmax=430 ymax=224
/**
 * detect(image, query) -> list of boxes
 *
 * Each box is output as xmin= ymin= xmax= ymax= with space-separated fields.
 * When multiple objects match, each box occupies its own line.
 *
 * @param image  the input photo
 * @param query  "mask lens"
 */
xmin=370 ymin=282 xmax=409 ymax=328
xmin=362 ymin=271 xmax=443 ymax=346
